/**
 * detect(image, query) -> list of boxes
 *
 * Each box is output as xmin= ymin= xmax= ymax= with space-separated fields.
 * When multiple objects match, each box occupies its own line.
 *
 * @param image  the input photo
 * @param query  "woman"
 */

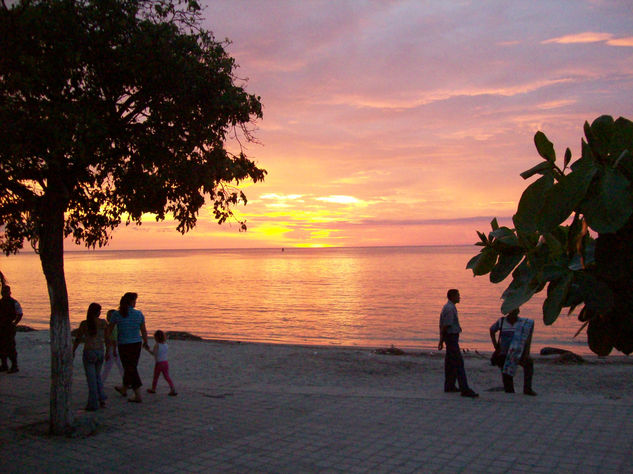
xmin=489 ymin=308 xmax=536 ymax=396
xmin=108 ymin=292 xmax=149 ymax=403
xmin=73 ymin=302 xmax=108 ymax=411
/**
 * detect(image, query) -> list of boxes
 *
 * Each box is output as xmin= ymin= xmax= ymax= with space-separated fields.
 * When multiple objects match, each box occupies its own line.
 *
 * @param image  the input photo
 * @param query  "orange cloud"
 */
xmin=543 ymin=32 xmax=633 ymax=47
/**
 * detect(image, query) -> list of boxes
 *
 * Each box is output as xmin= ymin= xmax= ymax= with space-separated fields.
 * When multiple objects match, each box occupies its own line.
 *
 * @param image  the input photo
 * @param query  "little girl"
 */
xmin=144 ymin=330 xmax=177 ymax=396
xmin=101 ymin=310 xmax=124 ymax=384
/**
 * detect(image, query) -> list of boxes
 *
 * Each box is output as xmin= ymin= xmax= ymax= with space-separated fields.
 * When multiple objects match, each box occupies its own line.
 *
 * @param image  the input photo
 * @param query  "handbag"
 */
xmin=490 ymin=317 xmax=505 ymax=367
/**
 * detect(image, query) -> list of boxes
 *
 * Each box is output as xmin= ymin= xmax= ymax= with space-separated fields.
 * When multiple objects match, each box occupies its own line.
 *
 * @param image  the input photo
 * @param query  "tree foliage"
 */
xmin=468 ymin=116 xmax=633 ymax=356
xmin=0 ymin=0 xmax=265 ymax=252
xmin=0 ymin=0 xmax=265 ymax=433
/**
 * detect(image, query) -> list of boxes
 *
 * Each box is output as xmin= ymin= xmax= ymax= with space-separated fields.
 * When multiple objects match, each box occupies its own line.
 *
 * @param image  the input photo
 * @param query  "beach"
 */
xmin=1 ymin=331 xmax=633 ymax=472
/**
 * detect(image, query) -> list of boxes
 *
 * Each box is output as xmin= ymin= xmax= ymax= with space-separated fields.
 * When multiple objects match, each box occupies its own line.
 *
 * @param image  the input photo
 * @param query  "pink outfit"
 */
xmin=151 ymin=342 xmax=175 ymax=391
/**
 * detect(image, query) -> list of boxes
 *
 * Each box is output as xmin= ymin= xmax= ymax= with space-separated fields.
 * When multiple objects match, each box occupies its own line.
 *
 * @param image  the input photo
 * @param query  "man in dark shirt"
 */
xmin=0 ymin=286 xmax=23 ymax=373
xmin=438 ymin=289 xmax=478 ymax=398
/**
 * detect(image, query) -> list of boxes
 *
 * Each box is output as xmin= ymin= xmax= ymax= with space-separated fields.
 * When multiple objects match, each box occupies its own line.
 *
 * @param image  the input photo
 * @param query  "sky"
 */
xmin=78 ymin=0 xmax=633 ymax=250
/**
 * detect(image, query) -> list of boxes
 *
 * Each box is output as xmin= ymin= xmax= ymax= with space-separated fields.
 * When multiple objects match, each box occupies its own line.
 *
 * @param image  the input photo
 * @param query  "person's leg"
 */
xmin=7 ymin=327 xmax=17 ymax=372
xmin=83 ymin=351 xmax=99 ymax=410
xmin=502 ymin=373 xmax=515 ymax=393
xmin=0 ymin=329 xmax=9 ymax=371
xmin=149 ymin=363 xmax=160 ymax=391
xmin=128 ymin=342 xmax=143 ymax=402
xmin=102 ymin=346 xmax=113 ymax=384
xmin=444 ymin=334 xmax=458 ymax=391
xmin=446 ymin=334 xmax=469 ymax=391
xmin=114 ymin=352 xmax=124 ymax=376
xmin=162 ymin=361 xmax=176 ymax=393
xmin=521 ymin=357 xmax=536 ymax=395
xmin=95 ymin=350 xmax=106 ymax=406
xmin=116 ymin=344 xmax=132 ymax=396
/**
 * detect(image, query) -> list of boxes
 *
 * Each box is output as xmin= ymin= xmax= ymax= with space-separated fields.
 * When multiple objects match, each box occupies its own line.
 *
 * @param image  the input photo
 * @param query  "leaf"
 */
xmin=490 ymin=251 xmax=524 ymax=284
xmin=564 ymin=148 xmax=572 ymax=169
xmin=581 ymin=167 xmax=633 ymax=233
xmin=576 ymin=273 xmax=614 ymax=314
xmin=588 ymin=115 xmax=615 ymax=159
xmin=466 ymin=248 xmax=498 ymax=276
xmin=534 ymin=131 xmax=556 ymax=162
xmin=513 ymin=174 xmax=554 ymax=233
xmin=490 ymin=217 xmax=499 ymax=230
xmin=490 ymin=227 xmax=520 ymax=248
xmin=500 ymin=260 xmax=537 ymax=313
xmin=541 ymin=263 xmax=567 ymax=281
xmin=536 ymin=158 xmax=596 ymax=233
xmin=520 ymin=161 xmax=553 ymax=180
xmin=542 ymin=272 xmax=573 ymax=325
xmin=587 ymin=317 xmax=613 ymax=356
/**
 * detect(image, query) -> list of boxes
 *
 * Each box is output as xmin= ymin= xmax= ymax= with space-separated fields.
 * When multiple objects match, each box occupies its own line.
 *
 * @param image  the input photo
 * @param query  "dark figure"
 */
xmin=490 ymin=308 xmax=536 ymax=396
xmin=438 ymin=289 xmax=478 ymax=398
xmin=0 ymin=286 xmax=23 ymax=373
xmin=108 ymin=292 xmax=149 ymax=403
xmin=72 ymin=302 xmax=108 ymax=410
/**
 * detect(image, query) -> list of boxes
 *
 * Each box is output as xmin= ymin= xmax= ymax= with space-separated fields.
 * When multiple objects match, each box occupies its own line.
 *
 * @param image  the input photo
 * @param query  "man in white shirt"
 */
xmin=438 ymin=289 xmax=478 ymax=398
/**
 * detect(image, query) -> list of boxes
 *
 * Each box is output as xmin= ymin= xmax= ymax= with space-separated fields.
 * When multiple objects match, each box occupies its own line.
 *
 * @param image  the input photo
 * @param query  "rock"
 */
xmin=552 ymin=352 xmax=585 ymax=364
xmin=373 ymin=345 xmax=405 ymax=356
xmin=165 ymin=331 xmax=203 ymax=341
xmin=540 ymin=347 xmax=572 ymax=356
xmin=16 ymin=325 xmax=36 ymax=332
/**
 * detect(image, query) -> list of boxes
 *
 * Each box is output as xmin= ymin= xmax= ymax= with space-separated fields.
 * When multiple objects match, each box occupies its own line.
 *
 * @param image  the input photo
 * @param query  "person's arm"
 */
xmin=490 ymin=321 xmax=500 ymax=350
xmin=14 ymin=302 xmax=23 ymax=326
xmin=72 ymin=324 xmax=83 ymax=358
xmin=438 ymin=325 xmax=447 ymax=350
xmin=140 ymin=322 xmax=149 ymax=350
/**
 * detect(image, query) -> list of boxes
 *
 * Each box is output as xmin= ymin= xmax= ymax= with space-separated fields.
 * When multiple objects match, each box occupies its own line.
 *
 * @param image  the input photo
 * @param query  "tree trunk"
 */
xmin=39 ymin=196 xmax=73 ymax=435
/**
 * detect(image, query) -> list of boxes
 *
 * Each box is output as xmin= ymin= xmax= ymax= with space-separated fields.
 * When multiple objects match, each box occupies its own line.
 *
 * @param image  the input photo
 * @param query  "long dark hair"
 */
xmin=86 ymin=302 xmax=101 ymax=336
xmin=119 ymin=292 xmax=138 ymax=318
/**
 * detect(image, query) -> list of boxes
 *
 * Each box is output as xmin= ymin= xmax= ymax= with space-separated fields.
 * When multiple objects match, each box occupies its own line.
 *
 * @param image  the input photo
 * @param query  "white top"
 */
xmin=154 ymin=342 xmax=169 ymax=362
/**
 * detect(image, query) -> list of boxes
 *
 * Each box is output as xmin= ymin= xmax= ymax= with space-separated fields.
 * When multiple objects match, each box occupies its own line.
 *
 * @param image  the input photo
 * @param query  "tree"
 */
xmin=0 ymin=0 xmax=265 ymax=434
xmin=467 ymin=116 xmax=633 ymax=356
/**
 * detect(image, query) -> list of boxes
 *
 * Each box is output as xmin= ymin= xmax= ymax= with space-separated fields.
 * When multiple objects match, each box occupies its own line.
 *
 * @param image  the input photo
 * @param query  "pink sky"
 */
xmin=78 ymin=0 xmax=633 ymax=250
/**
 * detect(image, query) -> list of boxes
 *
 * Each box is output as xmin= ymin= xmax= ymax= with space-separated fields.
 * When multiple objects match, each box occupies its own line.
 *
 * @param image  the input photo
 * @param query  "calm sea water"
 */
xmin=1 ymin=246 xmax=591 ymax=353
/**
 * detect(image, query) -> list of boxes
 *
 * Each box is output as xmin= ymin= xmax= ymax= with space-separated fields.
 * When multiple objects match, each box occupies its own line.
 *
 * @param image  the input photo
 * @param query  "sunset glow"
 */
xmin=71 ymin=0 xmax=633 ymax=251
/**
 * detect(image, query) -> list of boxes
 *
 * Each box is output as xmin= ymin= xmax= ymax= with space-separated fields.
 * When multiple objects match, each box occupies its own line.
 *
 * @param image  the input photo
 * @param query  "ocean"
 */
xmin=1 ymin=246 xmax=591 ymax=354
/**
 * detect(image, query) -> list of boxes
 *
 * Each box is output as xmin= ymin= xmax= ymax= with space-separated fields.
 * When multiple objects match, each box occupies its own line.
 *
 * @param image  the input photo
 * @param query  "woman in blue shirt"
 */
xmin=109 ymin=292 xmax=149 ymax=403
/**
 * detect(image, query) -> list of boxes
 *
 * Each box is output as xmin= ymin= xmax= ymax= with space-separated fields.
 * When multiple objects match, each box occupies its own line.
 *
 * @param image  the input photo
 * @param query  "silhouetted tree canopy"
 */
xmin=468 ymin=116 xmax=633 ymax=356
xmin=0 ymin=0 xmax=265 ymax=433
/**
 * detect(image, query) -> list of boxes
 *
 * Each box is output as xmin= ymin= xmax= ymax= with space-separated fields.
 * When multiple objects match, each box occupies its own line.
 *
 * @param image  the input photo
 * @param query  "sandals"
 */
xmin=168 ymin=391 xmax=178 ymax=397
xmin=127 ymin=398 xmax=142 ymax=403
xmin=114 ymin=386 xmax=127 ymax=397
xmin=146 ymin=389 xmax=156 ymax=394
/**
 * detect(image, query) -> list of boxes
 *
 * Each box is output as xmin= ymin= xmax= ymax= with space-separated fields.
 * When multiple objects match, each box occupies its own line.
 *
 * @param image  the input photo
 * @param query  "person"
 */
xmin=0 ymin=285 xmax=23 ymax=373
xmin=101 ymin=309 xmax=124 ymax=384
xmin=144 ymin=330 xmax=177 ymax=396
xmin=438 ymin=289 xmax=478 ymax=397
xmin=490 ymin=308 xmax=536 ymax=396
xmin=72 ymin=302 xmax=108 ymax=411
xmin=108 ymin=292 xmax=149 ymax=403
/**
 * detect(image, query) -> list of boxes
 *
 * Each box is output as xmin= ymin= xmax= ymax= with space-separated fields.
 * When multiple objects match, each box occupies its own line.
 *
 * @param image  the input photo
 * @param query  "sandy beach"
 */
xmin=1 ymin=331 xmax=632 ymax=472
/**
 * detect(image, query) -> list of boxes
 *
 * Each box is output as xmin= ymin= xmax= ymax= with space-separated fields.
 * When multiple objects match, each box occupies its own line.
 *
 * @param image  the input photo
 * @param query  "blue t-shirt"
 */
xmin=111 ymin=308 xmax=145 ymax=345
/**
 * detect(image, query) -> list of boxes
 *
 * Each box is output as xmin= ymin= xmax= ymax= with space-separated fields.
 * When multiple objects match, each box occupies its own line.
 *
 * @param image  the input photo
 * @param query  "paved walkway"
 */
xmin=1 ymin=334 xmax=632 ymax=473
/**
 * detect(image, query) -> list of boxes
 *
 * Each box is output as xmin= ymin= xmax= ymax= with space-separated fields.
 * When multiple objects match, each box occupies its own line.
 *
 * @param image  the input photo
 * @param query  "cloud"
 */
xmin=607 ymin=36 xmax=633 ymax=47
xmin=543 ymin=32 xmax=633 ymax=47
xmin=315 ymin=195 xmax=363 ymax=205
